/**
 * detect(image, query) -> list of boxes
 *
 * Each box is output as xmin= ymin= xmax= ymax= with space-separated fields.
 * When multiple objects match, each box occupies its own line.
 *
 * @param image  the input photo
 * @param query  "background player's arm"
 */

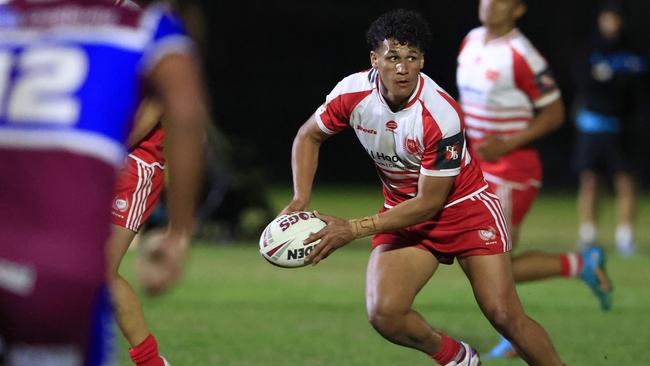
xmin=306 ymin=174 xmax=454 ymax=265
xmin=280 ymin=115 xmax=331 ymax=215
xmin=126 ymin=98 xmax=164 ymax=149
xmin=138 ymin=52 xmax=207 ymax=295
xmin=476 ymin=98 xmax=564 ymax=162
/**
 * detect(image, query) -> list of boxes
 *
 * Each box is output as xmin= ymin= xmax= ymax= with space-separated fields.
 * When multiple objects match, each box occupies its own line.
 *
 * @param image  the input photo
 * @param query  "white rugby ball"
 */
xmin=259 ymin=211 xmax=326 ymax=268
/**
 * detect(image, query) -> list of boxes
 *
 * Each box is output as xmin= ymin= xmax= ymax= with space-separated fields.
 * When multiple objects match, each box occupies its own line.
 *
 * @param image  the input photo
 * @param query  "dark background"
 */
xmin=185 ymin=0 xmax=650 ymax=189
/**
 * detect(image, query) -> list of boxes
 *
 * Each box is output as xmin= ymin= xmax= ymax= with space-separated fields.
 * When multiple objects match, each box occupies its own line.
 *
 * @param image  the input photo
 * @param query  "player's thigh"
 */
xmin=106 ymin=224 xmax=138 ymax=276
xmin=457 ymin=253 xmax=524 ymax=316
xmin=366 ymin=244 xmax=439 ymax=313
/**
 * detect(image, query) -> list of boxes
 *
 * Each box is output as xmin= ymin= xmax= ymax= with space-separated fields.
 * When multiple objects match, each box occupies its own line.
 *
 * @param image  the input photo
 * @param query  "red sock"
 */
xmin=128 ymin=334 xmax=165 ymax=366
xmin=560 ymin=253 xmax=583 ymax=277
xmin=430 ymin=333 xmax=462 ymax=365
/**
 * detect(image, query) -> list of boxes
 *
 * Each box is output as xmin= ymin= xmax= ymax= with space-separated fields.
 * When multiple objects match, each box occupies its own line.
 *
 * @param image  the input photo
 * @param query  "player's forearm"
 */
xmin=164 ymin=115 xmax=205 ymax=238
xmin=127 ymin=98 xmax=164 ymax=148
xmin=348 ymin=195 xmax=444 ymax=239
xmin=290 ymin=129 xmax=321 ymax=206
xmin=507 ymin=99 xmax=565 ymax=151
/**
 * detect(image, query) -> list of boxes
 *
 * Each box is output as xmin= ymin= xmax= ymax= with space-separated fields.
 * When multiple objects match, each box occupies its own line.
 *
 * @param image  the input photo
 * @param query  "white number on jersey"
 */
xmin=0 ymin=46 xmax=88 ymax=125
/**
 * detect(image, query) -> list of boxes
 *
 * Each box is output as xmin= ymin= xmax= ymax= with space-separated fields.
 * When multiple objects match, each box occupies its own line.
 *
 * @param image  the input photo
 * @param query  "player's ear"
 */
xmin=419 ymin=55 xmax=425 ymax=70
xmin=514 ymin=2 xmax=527 ymax=19
xmin=370 ymin=50 xmax=378 ymax=69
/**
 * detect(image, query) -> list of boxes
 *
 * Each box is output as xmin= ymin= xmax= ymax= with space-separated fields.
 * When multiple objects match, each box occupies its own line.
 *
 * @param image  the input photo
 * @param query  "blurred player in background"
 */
xmin=573 ymin=3 xmax=646 ymax=257
xmin=0 ymin=1 xmax=206 ymax=365
xmin=456 ymin=0 xmax=612 ymax=358
xmin=108 ymin=98 xmax=171 ymax=366
xmin=283 ymin=9 xmax=564 ymax=366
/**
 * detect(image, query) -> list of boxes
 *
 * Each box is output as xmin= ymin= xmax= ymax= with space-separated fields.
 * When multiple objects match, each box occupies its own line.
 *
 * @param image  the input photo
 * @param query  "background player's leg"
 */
xmin=107 ymin=225 xmax=167 ymax=366
xmin=366 ymin=244 xmax=479 ymax=365
xmin=613 ymin=172 xmax=635 ymax=256
xmin=106 ymin=225 xmax=150 ymax=346
xmin=459 ymin=253 xmax=563 ymax=366
xmin=577 ymin=170 xmax=598 ymax=249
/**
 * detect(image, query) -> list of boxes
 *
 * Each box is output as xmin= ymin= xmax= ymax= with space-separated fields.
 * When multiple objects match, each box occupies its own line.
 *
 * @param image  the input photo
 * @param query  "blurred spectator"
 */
xmin=573 ymin=3 xmax=647 ymax=256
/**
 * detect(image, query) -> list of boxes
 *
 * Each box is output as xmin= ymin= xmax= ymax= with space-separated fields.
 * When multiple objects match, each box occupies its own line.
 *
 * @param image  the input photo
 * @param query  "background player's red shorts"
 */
xmin=372 ymin=190 xmax=511 ymax=264
xmin=485 ymin=179 xmax=539 ymax=227
xmin=111 ymin=155 xmax=165 ymax=232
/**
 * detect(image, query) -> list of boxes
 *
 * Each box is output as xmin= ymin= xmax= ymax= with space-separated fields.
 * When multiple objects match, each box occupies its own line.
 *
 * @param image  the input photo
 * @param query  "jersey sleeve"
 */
xmin=420 ymin=93 xmax=465 ymax=177
xmin=139 ymin=4 xmax=194 ymax=74
xmin=512 ymin=44 xmax=561 ymax=108
xmin=314 ymin=72 xmax=374 ymax=135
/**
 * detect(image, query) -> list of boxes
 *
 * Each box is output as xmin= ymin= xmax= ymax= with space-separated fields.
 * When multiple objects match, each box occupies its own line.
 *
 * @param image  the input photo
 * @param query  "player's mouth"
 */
xmin=396 ymin=80 xmax=411 ymax=88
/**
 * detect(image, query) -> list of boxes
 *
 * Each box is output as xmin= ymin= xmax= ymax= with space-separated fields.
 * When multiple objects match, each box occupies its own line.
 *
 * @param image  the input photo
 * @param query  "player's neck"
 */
xmin=379 ymin=83 xmax=414 ymax=112
xmin=484 ymin=23 xmax=516 ymax=43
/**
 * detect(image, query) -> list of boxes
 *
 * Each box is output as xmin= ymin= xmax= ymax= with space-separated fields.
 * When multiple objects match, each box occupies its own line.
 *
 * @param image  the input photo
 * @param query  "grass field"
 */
xmin=117 ymin=187 xmax=650 ymax=365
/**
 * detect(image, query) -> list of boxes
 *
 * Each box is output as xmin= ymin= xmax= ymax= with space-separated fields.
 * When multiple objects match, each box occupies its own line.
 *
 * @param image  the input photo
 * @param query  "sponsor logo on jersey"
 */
xmin=113 ymin=198 xmax=129 ymax=212
xmin=485 ymin=69 xmax=500 ymax=81
xmin=385 ymin=120 xmax=398 ymax=131
xmin=479 ymin=226 xmax=497 ymax=244
xmin=356 ymin=124 xmax=377 ymax=135
xmin=445 ymin=144 xmax=460 ymax=160
xmin=404 ymin=138 xmax=422 ymax=155
xmin=367 ymin=149 xmax=401 ymax=163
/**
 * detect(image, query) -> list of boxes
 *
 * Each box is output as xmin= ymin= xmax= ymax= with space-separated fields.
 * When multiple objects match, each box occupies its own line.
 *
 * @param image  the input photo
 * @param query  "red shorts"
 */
xmin=484 ymin=177 xmax=539 ymax=227
xmin=111 ymin=155 xmax=164 ymax=232
xmin=372 ymin=190 xmax=511 ymax=264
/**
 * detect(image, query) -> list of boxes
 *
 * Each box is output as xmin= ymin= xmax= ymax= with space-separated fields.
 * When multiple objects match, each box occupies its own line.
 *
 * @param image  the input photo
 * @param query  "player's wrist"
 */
xmin=348 ymin=214 xmax=382 ymax=239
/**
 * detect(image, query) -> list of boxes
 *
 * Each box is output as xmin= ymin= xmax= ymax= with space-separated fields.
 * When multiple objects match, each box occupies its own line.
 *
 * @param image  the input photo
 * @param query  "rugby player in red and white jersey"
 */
xmin=281 ymin=9 xmax=564 ymax=366
xmin=108 ymin=97 xmax=171 ymax=366
xmin=457 ymin=0 xmax=612 ymax=358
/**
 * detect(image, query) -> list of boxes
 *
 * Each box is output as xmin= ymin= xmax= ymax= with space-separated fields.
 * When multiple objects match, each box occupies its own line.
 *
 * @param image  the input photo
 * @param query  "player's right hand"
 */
xmin=278 ymin=199 xmax=307 ymax=217
xmin=136 ymin=228 xmax=190 ymax=297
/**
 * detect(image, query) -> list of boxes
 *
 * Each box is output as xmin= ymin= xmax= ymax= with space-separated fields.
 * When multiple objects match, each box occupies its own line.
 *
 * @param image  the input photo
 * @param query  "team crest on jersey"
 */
xmin=385 ymin=120 xmax=398 ymax=132
xmin=113 ymin=198 xmax=129 ymax=213
xmin=445 ymin=144 xmax=460 ymax=160
xmin=485 ymin=69 xmax=500 ymax=81
xmin=479 ymin=227 xmax=497 ymax=243
xmin=404 ymin=138 xmax=422 ymax=155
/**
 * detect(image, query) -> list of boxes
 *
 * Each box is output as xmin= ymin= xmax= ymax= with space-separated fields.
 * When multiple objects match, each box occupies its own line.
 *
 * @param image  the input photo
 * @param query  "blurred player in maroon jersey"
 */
xmin=0 ymin=1 xmax=206 ymax=365
xmin=282 ymin=9 xmax=564 ymax=366
xmin=456 ymin=0 xmax=612 ymax=358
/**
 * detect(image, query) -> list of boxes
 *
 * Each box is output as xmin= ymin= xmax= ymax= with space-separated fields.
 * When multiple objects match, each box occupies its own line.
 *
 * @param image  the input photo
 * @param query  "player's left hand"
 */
xmin=136 ymin=228 xmax=190 ymax=296
xmin=304 ymin=211 xmax=355 ymax=265
xmin=475 ymin=135 xmax=513 ymax=162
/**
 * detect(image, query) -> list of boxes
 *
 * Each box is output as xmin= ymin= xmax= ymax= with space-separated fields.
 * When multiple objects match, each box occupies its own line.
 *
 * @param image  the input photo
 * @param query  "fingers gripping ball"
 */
xmin=259 ymin=211 xmax=326 ymax=268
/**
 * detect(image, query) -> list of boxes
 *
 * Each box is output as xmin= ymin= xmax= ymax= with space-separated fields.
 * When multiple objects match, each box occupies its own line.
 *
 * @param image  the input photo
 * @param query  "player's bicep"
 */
xmin=148 ymin=53 xmax=207 ymax=128
xmin=297 ymin=113 xmax=332 ymax=144
xmin=416 ymin=174 xmax=455 ymax=210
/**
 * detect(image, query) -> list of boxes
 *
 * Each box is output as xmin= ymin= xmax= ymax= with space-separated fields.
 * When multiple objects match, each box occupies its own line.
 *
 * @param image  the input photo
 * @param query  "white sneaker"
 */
xmin=161 ymin=356 xmax=171 ymax=366
xmin=444 ymin=341 xmax=481 ymax=366
xmin=616 ymin=239 xmax=635 ymax=257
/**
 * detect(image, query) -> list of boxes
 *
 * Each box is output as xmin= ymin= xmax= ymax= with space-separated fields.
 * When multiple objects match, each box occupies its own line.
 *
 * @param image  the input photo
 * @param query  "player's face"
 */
xmin=598 ymin=11 xmax=622 ymax=39
xmin=370 ymin=39 xmax=424 ymax=108
xmin=479 ymin=0 xmax=525 ymax=27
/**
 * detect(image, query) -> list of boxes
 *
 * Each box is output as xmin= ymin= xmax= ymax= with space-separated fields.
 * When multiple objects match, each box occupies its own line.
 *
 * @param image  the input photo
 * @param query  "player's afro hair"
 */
xmin=366 ymin=9 xmax=433 ymax=52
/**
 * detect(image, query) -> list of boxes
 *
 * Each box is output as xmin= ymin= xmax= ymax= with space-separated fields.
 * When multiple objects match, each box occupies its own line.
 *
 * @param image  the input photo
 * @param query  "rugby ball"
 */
xmin=259 ymin=211 xmax=326 ymax=268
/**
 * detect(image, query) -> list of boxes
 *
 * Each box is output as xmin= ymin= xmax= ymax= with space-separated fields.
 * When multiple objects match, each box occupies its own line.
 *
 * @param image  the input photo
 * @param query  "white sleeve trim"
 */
xmin=314 ymin=109 xmax=337 ymax=135
xmin=139 ymin=35 xmax=195 ymax=75
xmin=533 ymin=90 xmax=561 ymax=108
xmin=420 ymin=166 xmax=460 ymax=177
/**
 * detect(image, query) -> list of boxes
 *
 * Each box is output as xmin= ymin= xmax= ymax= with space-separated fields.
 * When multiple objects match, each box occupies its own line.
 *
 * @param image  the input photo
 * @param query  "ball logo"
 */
xmin=478 ymin=227 xmax=497 ymax=242
xmin=404 ymin=138 xmax=422 ymax=155
xmin=485 ymin=69 xmax=500 ymax=81
xmin=113 ymin=198 xmax=129 ymax=212
xmin=385 ymin=120 xmax=398 ymax=131
xmin=278 ymin=211 xmax=317 ymax=232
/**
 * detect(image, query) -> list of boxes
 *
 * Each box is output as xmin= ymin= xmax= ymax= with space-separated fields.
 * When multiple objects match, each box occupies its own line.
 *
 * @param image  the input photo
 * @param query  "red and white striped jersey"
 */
xmin=457 ymin=27 xmax=560 ymax=140
xmin=316 ymin=69 xmax=487 ymax=209
xmin=456 ymin=27 xmax=560 ymax=185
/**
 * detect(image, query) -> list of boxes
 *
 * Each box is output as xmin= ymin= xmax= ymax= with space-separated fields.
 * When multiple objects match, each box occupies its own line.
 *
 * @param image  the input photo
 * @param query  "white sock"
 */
xmin=616 ymin=224 xmax=634 ymax=252
xmin=579 ymin=222 xmax=597 ymax=246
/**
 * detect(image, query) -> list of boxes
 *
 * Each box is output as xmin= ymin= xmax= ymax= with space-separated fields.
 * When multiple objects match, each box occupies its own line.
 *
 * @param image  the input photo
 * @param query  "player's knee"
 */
xmin=484 ymin=303 xmax=522 ymax=336
xmin=366 ymin=302 xmax=407 ymax=340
